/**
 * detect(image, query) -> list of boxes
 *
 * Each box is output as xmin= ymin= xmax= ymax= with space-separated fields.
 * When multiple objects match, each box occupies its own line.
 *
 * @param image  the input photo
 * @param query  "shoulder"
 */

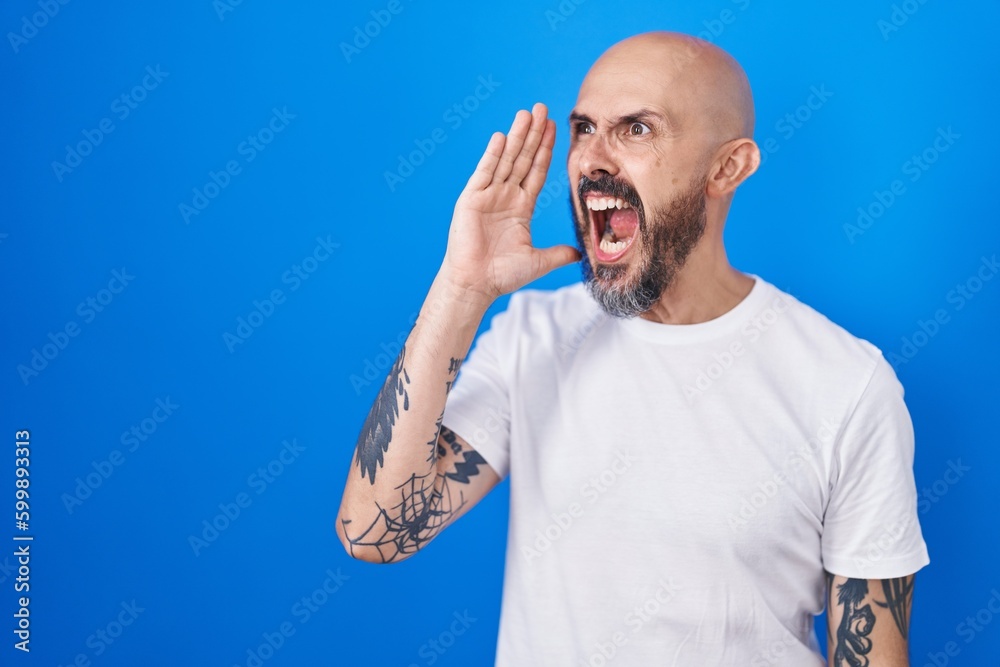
xmin=757 ymin=277 xmax=886 ymax=369
xmin=751 ymin=277 xmax=905 ymax=413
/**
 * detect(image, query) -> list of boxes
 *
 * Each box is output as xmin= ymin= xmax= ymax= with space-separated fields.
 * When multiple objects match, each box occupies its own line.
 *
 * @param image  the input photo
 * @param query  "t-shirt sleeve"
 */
xmin=821 ymin=355 xmax=930 ymax=580
xmin=441 ymin=302 xmax=515 ymax=480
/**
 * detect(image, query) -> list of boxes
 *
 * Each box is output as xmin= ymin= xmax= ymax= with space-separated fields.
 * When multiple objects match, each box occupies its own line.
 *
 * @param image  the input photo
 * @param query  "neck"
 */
xmin=638 ymin=247 xmax=753 ymax=325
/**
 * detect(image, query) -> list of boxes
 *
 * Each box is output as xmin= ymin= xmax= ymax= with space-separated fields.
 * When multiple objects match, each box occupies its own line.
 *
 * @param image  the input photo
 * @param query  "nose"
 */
xmin=577 ymin=134 xmax=618 ymax=181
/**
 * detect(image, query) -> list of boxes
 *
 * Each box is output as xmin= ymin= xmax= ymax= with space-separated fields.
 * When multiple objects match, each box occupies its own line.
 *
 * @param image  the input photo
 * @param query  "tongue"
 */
xmin=608 ymin=208 xmax=638 ymax=240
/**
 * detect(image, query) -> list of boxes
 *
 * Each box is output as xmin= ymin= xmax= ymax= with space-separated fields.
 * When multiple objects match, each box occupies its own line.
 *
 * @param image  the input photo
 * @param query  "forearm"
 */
xmin=826 ymin=573 xmax=913 ymax=666
xmin=336 ymin=270 xmax=490 ymax=559
xmin=335 ymin=102 xmax=572 ymax=561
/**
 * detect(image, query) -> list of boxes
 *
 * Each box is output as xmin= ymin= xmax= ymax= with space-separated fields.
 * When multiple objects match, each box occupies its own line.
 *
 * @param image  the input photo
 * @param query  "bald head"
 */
xmin=580 ymin=31 xmax=755 ymax=142
xmin=567 ymin=31 xmax=762 ymax=322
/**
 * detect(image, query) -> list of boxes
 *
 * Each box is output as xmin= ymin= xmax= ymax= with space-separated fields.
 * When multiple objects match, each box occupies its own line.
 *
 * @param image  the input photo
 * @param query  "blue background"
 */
xmin=2 ymin=0 xmax=998 ymax=665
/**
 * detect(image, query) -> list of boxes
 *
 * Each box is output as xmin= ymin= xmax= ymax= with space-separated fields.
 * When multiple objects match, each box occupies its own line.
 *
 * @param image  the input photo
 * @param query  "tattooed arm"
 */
xmin=334 ymin=270 xmax=502 ymax=564
xmin=825 ymin=572 xmax=915 ymax=666
xmin=335 ymin=103 xmax=578 ymax=563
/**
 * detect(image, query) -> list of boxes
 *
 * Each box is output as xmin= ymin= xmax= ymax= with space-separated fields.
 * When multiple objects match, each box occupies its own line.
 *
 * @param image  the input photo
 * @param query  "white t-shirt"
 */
xmin=442 ymin=274 xmax=929 ymax=666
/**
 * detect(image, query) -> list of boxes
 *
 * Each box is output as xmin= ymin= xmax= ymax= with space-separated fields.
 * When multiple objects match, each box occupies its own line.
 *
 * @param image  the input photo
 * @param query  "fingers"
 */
xmin=491 ymin=110 xmax=532 ymax=184
xmin=465 ymin=105 xmax=554 ymax=194
xmin=508 ymin=103 xmax=549 ymax=184
xmin=521 ymin=118 xmax=556 ymax=196
xmin=529 ymin=244 xmax=583 ymax=282
xmin=464 ymin=131 xmax=506 ymax=192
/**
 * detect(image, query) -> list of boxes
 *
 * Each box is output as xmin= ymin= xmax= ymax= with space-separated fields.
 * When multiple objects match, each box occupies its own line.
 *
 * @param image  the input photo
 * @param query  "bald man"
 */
xmin=336 ymin=32 xmax=928 ymax=666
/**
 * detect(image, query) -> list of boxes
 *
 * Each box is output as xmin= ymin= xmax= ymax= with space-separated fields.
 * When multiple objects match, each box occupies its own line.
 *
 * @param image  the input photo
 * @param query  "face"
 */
xmin=568 ymin=56 xmax=713 ymax=318
xmin=569 ymin=173 xmax=707 ymax=318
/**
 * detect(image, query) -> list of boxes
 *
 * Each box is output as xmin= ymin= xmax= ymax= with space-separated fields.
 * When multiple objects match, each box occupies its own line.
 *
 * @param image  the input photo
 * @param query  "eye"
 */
xmin=629 ymin=122 xmax=651 ymax=136
xmin=575 ymin=121 xmax=595 ymax=135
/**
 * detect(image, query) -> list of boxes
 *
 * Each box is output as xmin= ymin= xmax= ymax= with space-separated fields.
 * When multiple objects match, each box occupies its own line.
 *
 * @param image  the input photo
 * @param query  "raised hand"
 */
xmin=440 ymin=103 xmax=581 ymax=304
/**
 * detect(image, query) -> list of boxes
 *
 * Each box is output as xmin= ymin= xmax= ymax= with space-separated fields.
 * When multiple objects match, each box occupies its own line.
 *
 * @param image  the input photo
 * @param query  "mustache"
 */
xmin=577 ymin=175 xmax=644 ymax=212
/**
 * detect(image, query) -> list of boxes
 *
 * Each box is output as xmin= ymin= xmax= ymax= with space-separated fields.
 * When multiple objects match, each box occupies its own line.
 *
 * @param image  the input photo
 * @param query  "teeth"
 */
xmin=599 ymin=237 xmax=628 ymax=253
xmin=586 ymin=197 xmax=632 ymax=211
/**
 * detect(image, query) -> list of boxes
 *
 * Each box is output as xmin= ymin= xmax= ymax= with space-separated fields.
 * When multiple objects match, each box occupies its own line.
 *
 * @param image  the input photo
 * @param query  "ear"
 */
xmin=706 ymin=138 xmax=760 ymax=198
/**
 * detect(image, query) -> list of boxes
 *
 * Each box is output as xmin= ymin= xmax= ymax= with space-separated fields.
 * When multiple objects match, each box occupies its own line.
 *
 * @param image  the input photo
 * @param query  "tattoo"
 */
xmin=427 ymin=410 xmax=445 ymax=464
xmin=340 ymin=442 xmax=487 ymax=563
xmin=441 ymin=426 xmax=461 ymax=456
xmin=446 ymin=450 xmax=487 ymax=484
xmin=354 ymin=347 xmax=410 ymax=484
xmin=875 ymin=577 xmax=914 ymax=639
xmin=828 ymin=576 xmax=876 ymax=667
xmin=426 ymin=357 xmax=465 ymax=464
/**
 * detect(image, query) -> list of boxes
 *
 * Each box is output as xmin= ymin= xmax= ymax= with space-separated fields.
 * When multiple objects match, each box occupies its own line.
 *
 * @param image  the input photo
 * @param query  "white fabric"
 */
xmin=442 ymin=274 xmax=929 ymax=666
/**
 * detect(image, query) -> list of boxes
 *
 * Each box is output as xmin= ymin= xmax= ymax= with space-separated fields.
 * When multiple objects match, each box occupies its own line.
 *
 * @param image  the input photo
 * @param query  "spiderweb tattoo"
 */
xmin=340 ymin=467 xmax=468 ymax=564
xmin=346 ymin=350 xmax=481 ymax=561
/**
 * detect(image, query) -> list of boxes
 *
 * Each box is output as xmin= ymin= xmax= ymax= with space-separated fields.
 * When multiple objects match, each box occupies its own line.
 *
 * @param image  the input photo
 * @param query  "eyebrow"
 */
xmin=568 ymin=108 xmax=670 ymax=128
xmin=569 ymin=107 xmax=677 ymax=134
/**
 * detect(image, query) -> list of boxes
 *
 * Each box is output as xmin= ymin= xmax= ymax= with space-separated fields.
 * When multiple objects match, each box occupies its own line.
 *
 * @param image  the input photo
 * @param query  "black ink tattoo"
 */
xmin=446 ymin=450 xmax=487 ymax=484
xmin=875 ymin=577 xmax=914 ymax=640
xmin=340 ymin=445 xmax=487 ymax=563
xmin=427 ymin=410 xmax=445 ymax=464
xmin=354 ymin=347 xmax=410 ymax=485
xmin=829 ymin=576 xmax=876 ymax=667
xmin=444 ymin=357 xmax=462 ymax=395
xmin=341 ymin=471 xmax=460 ymax=563
xmin=426 ymin=357 xmax=465 ymax=464
xmin=441 ymin=426 xmax=461 ymax=456
xmin=434 ymin=425 xmax=461 ymax=462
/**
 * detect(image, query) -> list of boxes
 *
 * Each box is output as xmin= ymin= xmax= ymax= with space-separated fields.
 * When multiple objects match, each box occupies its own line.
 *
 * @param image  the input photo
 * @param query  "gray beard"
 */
xmin=572 ymin=178 xmax=708 ymax=319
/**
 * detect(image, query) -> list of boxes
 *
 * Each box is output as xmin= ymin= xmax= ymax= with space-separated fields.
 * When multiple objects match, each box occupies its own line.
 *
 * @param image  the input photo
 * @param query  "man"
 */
xmin=336 ymin=31 xmax=929 ymax=665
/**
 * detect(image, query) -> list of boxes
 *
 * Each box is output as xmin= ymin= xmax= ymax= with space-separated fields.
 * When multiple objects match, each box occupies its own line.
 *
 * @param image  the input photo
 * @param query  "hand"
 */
xmin=440 ymin=103 xmax=581 ymax=304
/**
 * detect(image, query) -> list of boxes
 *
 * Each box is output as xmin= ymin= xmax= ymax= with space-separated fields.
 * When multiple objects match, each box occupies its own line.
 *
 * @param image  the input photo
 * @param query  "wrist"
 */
xmin=432 ymin=264 xmax=496 ymax=315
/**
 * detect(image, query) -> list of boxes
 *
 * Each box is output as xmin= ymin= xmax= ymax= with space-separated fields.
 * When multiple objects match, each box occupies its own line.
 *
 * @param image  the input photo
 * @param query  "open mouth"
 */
xmin=585 ymin=194 xmax=640 ymax=263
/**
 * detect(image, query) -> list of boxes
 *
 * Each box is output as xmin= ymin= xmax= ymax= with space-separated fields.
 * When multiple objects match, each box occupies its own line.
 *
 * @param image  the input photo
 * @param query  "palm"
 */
xmin=443 ymin=104 xmax=579 ymax=301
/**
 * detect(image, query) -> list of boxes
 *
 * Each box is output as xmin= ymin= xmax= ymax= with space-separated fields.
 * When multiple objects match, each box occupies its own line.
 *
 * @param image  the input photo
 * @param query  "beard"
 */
xmin=570 ymin=174 xmax=708 ymax=319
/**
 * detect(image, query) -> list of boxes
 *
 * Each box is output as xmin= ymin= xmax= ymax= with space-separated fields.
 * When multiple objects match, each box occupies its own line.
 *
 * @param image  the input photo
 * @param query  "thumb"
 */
xmin=528 ymin=244 xmax=583 ymax=281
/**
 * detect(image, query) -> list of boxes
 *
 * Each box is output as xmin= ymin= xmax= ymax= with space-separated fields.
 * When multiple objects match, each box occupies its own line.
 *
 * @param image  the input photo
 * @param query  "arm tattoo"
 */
xmin=354 ymin=347 xmax=410 ymax=485
xmin=425 ymin=357 xmax=464 ymax=465
xmin=427 ymin=410 xmax=445 ymax=464
xmin=875 ymin=577 xmax=914 ymax=639
xmin=446 ymin=450 xmax=487 ymax=484
xmin=828 ymin=575 xmax=876 ymax=667
xmin=446 ymin=356 xmax=463 ymax=386
xmin=340 ymin=438 xmax=487 ymax=563
xmin=440 ymin=426 xmax=461 ymax=457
